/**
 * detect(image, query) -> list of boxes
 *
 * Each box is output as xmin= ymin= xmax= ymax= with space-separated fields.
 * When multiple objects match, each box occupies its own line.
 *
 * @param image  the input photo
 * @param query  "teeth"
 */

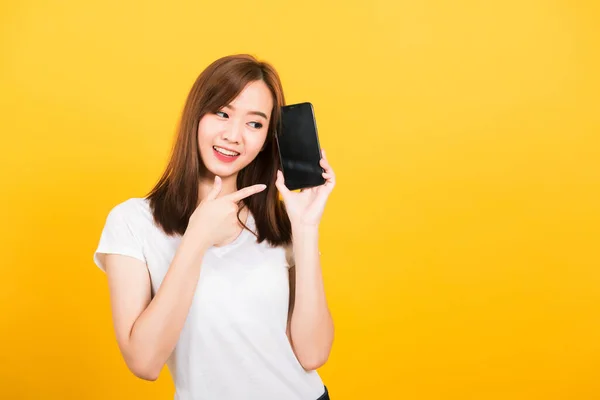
xmin=214 ymin=146 xmax=240 ymax=156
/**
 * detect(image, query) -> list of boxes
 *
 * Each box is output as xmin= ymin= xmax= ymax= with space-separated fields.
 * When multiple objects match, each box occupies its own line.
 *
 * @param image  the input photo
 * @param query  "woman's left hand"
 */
xmin=275 ymin=149 xmax=336 ymax=228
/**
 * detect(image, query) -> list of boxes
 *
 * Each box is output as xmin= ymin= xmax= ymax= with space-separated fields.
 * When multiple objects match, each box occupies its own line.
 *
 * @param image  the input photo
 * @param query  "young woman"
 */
xmin=93 ymin=54 xmax=336 ymax=400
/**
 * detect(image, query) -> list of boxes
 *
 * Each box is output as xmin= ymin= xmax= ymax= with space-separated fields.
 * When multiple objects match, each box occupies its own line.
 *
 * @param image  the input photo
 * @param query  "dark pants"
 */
xmin=316 ymin=385 xmax=329 ymax=400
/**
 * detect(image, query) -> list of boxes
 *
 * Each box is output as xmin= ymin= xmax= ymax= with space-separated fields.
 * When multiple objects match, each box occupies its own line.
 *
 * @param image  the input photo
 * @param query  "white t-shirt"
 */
xmin=93 ymin=198 xmax=326 ymax=400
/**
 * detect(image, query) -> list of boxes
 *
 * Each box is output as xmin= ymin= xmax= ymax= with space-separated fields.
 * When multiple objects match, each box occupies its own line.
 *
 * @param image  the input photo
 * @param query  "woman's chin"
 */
xmin=204 ymin=163 xmax=240 ymax=179
xmin=202 ymin=150 xmax=253 ymax=179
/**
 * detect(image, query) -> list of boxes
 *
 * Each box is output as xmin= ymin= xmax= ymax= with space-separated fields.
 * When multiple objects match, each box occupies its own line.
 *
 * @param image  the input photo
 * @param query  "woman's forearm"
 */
xmin=289 ymin=225 xmax=335 ymax=370
xmin=127 ymin=232 xmax=209 ymax=380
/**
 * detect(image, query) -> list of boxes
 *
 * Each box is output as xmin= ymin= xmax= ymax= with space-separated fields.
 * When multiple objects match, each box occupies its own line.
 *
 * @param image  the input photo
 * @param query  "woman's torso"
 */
xmin=124 ymin=198 xmax=325 ymax=400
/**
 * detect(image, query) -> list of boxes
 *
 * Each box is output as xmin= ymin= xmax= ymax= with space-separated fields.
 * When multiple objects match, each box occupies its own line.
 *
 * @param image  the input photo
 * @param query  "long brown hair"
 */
xmin=145 ymin=54 xmax=291 ymax=247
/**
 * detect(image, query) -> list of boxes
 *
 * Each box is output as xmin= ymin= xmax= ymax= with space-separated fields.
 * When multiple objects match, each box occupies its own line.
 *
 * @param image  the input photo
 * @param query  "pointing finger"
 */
xmin=225 ymin=184 xmax=267 ymax=202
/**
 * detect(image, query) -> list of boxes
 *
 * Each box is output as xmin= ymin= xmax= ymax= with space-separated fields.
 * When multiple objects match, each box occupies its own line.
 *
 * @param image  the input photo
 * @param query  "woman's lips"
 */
xmin=213 ymin=147 xmax=240 ymax=163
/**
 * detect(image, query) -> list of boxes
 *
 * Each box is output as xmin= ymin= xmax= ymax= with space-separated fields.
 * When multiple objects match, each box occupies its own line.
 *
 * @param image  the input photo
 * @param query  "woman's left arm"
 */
xmin=286 ymin=228 xmax=334 ymax=371
xmin=276 ymin=149 xmax=336 ymax=371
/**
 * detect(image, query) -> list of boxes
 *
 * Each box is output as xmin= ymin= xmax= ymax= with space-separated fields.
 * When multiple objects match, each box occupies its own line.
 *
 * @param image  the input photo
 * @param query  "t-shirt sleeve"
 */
xmin=93 ymin=200 xmax=146 ymax=273
xmin=284 ymin=244 xmax=295 ymax=269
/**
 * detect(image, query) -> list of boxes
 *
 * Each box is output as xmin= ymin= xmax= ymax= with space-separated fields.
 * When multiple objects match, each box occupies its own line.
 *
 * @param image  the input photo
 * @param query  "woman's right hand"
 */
xmin=186 ymin=176 xmax=266 ymax=248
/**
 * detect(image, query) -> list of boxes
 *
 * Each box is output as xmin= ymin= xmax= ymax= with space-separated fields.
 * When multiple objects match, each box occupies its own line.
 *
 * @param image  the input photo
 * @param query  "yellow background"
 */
xmin=1 ymin=0 xmax=599 ymax=398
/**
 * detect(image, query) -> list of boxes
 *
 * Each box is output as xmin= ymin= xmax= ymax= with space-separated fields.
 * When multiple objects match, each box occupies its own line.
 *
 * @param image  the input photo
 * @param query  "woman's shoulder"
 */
xmin=108 ymin=197 xmax=149 ymax=213
xmin=106 ymin=197 xmax=153 ymax=227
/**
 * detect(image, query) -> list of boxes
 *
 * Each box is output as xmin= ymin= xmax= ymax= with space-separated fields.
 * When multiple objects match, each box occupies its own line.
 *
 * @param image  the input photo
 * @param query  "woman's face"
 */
xmin=198 ymin=80 xmax=273 ymax=179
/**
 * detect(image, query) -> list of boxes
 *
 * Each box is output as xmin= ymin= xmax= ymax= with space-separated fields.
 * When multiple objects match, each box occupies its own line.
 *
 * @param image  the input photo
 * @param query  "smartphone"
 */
xmin=276 ymin=102 xmax=325 ymax=191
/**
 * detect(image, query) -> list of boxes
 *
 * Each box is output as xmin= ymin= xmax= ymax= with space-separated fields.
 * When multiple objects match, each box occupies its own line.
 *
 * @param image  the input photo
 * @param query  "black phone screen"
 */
xmin=276 ymin=102 xmax=325 ymax=191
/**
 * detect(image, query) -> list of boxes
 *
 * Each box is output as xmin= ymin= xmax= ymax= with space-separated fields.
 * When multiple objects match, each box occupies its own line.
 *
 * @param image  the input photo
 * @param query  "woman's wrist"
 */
xmin=181 ymin=230 xmax=211 ymax=259
xmin=291 ymin=220 xmax=320 ymax=234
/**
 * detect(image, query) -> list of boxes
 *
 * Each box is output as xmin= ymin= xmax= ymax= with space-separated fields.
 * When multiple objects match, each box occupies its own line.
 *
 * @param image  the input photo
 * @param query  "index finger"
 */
xmin=224 ymin=184 xmax=267 ymax=202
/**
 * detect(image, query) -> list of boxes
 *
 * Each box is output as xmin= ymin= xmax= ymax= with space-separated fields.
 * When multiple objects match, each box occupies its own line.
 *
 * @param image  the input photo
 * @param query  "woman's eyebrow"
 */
xmin=224 ymin=104 xmax=268 ymax=119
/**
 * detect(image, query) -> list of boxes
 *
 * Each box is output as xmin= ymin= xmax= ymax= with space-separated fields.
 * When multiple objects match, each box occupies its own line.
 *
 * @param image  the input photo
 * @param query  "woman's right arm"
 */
xmin=102 ymin=231 xmax=209 ymax=381
xmin=100 ymin=177 xmax=266 ymax=381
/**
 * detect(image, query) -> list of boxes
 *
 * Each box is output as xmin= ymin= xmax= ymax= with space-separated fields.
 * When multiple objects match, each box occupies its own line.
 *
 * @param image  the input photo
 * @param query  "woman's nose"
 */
xmin=223 ymin=119 xmax=243 ymax=142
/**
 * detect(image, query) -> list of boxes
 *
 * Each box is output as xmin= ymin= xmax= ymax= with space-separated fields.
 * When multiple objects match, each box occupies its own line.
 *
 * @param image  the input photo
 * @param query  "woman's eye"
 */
xmin=248 ymin=122 xmax=263 ymax=129
xmin=216 ymin=111 xmax=229 ymax=118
